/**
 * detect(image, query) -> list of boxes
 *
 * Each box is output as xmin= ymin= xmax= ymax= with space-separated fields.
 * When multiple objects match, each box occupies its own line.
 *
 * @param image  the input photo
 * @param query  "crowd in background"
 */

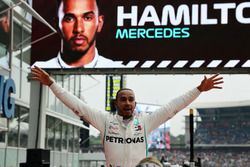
xmin=194 ymin=119 xmax=250 ymax=144
xmin=151 ymin=149 xmax=250 ymax=167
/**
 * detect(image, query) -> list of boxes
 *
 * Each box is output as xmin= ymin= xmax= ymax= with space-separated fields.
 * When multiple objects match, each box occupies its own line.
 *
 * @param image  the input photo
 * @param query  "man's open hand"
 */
xmin=31 ymin=66 xmax=54 ymax=86
xmin=197 ymin=74 xmax=223 ymax=92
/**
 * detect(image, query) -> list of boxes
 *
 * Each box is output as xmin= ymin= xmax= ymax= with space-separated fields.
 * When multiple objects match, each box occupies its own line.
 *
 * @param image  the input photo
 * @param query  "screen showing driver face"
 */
xmin=31 ymin=0 xmax=250 ymax=71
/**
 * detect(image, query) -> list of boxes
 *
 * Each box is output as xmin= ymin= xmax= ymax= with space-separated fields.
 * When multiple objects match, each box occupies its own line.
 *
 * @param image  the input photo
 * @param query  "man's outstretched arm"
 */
xmin=31 ymin=66 xmax=107 ymax=132
xmin=145 ymin=74 xmax=223 ymax=133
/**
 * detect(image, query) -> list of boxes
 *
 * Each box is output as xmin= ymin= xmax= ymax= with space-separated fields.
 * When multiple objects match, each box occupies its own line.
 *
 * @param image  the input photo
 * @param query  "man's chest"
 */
xmin=104 ymin=118 xmax=145 ymax=144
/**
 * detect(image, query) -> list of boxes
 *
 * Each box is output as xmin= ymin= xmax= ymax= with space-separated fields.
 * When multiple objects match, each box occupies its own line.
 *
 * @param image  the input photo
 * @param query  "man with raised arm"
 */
xmin=31 ymin=66 xmax=223 ymax=167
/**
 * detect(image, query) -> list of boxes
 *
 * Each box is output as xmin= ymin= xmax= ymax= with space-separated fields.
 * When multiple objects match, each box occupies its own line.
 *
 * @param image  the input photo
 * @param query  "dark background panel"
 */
xmin=31 ymin=0 xmax=250 ymax=69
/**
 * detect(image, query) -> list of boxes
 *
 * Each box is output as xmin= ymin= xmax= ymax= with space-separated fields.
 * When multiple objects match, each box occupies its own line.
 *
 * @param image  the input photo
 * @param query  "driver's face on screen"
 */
xmin=58 ymin=0 xmax=104 ymax=53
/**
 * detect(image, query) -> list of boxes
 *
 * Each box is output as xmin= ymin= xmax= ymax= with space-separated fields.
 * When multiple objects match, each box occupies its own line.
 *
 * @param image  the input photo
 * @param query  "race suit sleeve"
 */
xmin=49 ymin=82 xmax=107 ymax=133
xmin=144 ymin=88 xmax=201 ymax=133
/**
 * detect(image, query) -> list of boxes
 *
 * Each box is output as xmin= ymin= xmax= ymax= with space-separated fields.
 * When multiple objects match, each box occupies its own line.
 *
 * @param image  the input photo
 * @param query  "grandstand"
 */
xmin=150 ymin=101 xmax=250 ymax=167
xmin=193 ymin=101 xmax=250 ymax=146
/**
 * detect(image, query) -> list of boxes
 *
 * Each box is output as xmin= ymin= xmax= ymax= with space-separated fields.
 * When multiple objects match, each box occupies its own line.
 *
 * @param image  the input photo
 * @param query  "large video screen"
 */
xmin=31 ymin=0 xmax=250 ymax=71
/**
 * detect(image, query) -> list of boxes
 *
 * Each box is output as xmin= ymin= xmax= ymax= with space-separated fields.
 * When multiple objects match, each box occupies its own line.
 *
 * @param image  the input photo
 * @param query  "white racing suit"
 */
xmin=50 ymin=83 xmax=201 ymax=167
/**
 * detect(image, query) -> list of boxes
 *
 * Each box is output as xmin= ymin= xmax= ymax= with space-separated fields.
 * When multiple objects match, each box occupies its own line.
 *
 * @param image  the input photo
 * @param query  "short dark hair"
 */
xmin=115 ymin=88 xmax=134 ymax=100
xmin=56 ymin=0 xmax=102 ymax=14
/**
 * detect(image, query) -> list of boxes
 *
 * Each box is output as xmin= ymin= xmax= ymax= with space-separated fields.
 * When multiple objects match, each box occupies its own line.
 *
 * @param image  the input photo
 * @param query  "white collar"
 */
xmin=57 ymin=48 xmax=99 ymax=68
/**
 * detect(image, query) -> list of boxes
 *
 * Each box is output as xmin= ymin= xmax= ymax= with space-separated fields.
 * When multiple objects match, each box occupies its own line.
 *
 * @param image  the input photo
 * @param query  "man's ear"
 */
xmin=97 ymin=15 xmax=104 ymax=32
xmin=53 ymin=16 xmax=63 ymax=37
xmin=110 ymin=99 xmax=117 ymax=112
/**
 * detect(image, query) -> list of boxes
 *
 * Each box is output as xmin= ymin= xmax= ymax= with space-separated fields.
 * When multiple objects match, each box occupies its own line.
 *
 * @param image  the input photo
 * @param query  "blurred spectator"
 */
xmin=0 ymin=10 xmax=10 ymax=68
xmin=136 ymin=156 xmax=163 ymax=167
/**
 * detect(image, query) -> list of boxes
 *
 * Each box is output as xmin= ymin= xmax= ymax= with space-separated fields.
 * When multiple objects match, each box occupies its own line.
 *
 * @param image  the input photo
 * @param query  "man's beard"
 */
xmin=61 ymin=31 xmax=97 ymax=65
